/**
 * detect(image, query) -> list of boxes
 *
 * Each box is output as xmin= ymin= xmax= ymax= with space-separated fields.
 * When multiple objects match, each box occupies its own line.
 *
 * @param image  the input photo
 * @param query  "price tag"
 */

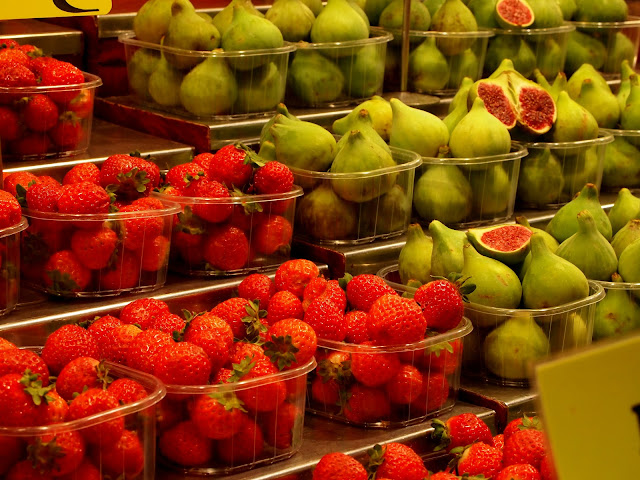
xmin=0 ymin=0 xmax=111 ymax=20
xmin=535 ymin=333 xmax=640 ymax=479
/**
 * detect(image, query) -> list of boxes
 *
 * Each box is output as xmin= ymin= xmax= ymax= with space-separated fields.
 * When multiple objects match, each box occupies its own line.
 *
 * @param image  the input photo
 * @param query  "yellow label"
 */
xmin=535 ymin=333 xmax=640 ymax=479
xmin=0 ymin=0 xmax=112 ymax=20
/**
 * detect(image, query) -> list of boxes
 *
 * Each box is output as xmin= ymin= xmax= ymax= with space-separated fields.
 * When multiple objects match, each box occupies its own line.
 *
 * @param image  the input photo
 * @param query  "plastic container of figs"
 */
xmin=518 ymin=133 xmax=614 ymax=209
xmin=591 ymin=279 xmax=640 ymax=341
xmin=568 ymin=16 xmax=640 ymax=77
xmin=484 ymin=24 xmax=575 ymax=80
xmin=306 ymin=318 xmax=472 ymax=428
xmin=0 ymin=358 xmax=165 ymax=480
xmin=0 ymin=72 xmax=102 ymax=161
xmin=291 ymin=146 xmax=421 ymax=245
xmin=414 ymin=144 xmax=528 ymax=229
xmin=157 ymin=358 xmax=315 ymax=475
xmin=152 ymin=186 xmax=303 ymax=276
xmin=119 ymin=32 xmax=296 ymax=119
xmin=21 ymin=201 xmax=180 ymax=297
xmin=378 ymin=265 xmax=605 ymax=387
xmin=383 ymin=29 xmax=494 ymax=95
xmin=285 ymin=28 xmax=393 ymax=108
xmin=599 ymin=128 xmax=640 ymax=192
xmin=0 ymin=218 xmax=28 ymax=317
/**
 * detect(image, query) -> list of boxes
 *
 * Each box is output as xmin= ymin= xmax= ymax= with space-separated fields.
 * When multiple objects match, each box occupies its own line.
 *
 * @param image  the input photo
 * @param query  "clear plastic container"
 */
xmin=569 ymin=16 xmax=640 ymax=77
xmin=383 ymin=29 xmax=494 ymax=95
xmin=119 ymin=32 xmax=296 ymax=119
xmin=484 ymin=24 xmax=575 ymax=80
xmin=378 ymin=265 xmax=605 ymax=387
xmin=285 ymin=28 xmax=393 ymax=108
xmin=21 ymin=202 xmax=180 ymax=297
xmin=292 ymin=146 xmax=421 ymax=244
xmin=415 ymin=144 xmax=528 ymax=229
xmin=0 ymin=359 xmax=166 ymax=480
xmin=0 ymin=218 xmax=28 ymax=317
xmin=600 ymin=128 xmax=640 ymax=192
xmin=152 ymin=186 xmax=303 ymax=276
xmin=518 ymin=133 xmax=614 ymax=209
xmin=0 ymin=72 xmax=102 ymax=161
xmin=592 ymin=279 xmax=640 ymax=341
xmin=306 ymin=318 xmax=472 ymax=428
xmin=158 ymin=358 xmax=315 ymax=475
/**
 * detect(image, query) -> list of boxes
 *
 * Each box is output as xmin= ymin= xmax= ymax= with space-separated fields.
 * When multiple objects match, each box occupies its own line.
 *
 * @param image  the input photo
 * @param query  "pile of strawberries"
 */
xmin=0 ymin=39 xmax=95 ymax=159
xmin=155 ymin=143 xmax=299 ymax=274
xmin=0 ymin=336 xmax=154 ymax=479
xmin=6 ymin=153 xmax=176 ymax=296
xmin=0 ymin=188 xmax=24 ymax=313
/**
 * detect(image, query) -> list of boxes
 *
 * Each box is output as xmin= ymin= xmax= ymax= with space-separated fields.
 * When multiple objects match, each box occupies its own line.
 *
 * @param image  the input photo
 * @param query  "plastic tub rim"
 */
xmin=522 ymin=132 xmax=614 ymax=149
xmin=593 ymin=279 xmax=640 ymax=291
xmin=295 ymin=27 xmax=393 ymax=50
xmin=571 ymin=15 xmax=640 ymax=29
xmin=23 ymin=200 xmax=181 ymax=222
xmin=491 ymin=23 xmax=576 ymax=35
xmin=600 ymin=128 xmax=640 ymax=138
xmin=0 ymin=71 xmax=102 ymax=95
xmin=382 ymin=27 xmax=495 ymax=39
xmin=0 ymin=217 xmax=28 ymax=239
xmin=152 ymin=185 xmax=303 ymax=205
xmin=420 ymin=142 xmax=528 ymax=166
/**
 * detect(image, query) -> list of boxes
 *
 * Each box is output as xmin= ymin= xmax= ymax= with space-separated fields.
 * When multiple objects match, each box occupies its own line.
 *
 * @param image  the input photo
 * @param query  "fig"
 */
xmin=550 ymin=91 xmax=599 ymax=144
xmin=212 ymin=0 xmax=264 ymax=37
xmin=431 ymin=0 xmax=479 ymax=56
xmin=429 ymin=220 xmax=468 ymax=277
xmin=616 ymin=63 xmax=636 ymax=113
xmin=467 ymin=224 xmax=532 ymax=265
xmin=378 ymin=0 xmax=432 ymax=31
xmin=467 ymin=0 xmax=499 ymax=28
xmin=546 ymin=183 xmax=612 ymax=243
xmin=517 ymin=148 xmax=564 ymax=207
xmin=334 ymin=109 xmax=391 ymax=156
xmin=266 ymin=0 xmax=315 ymax=42
xmin=574 ymin=79 xmax=620 ymax=129
xmin=488 ymin=58 xmax=517 ymax=79
xmin=234 ymin=62 xmax=284 ymax=113
xmin=533 ymin=69 xmax=566 ymax=102
xmin=258 ymin=140 xmax=277 ymax=161
xmin=260 ymin=103 xmax=298 ymax=144
xmin=573 ymin=0 xmax=628 ymax=22
xmin=521 ymin=233 xmax=590 ymax=309
xmin=443 ymin=92 xmax=469 ymax=134
xmin=413 ymin=165 xmax=472 ymax=224
xmin=621 ymin=75 xmax=640 ymax=135
xmin=134 ymin=0 xmax=174 ymax=44
xmin=364 ymin=0 xmax=392 ymax=24
xmin=338 ymin=45 xmax=386 ymax=98
xmin=424 ymin=0 xmax=446 ymax=17
xmin=448 ymin=49 xmax=481 ymax=89
xmin=389 ymin=98 xmax=449 ymax=157
xmin=508 ymin=70 xmax=557 ymax=134
xmin=398 ymin=223 xmax=433 ymax=284
xmin=612 ymin=220 xmax=640 ymax=258
xmin=603 ymin=137 xmax=640 ymax=190
xmin=608 ymin=188 xmax=640 ymax=236
xmin=270 ymin=115 xmax=337 ymax=171
xmin=564 ymin=30 xmax=606 ymax=75
xmin=549 ymin=312 xmax=589 ymax=352
xmin=332 ymin=96 xmax=392 ymax=141
xmin=619 ymin=238 xmax=640 ymax=285
xmin=495 ymin=0 xmax=535 ymax=28
xmin=555 ymin=0 xmax=576 ymax=20
xmin=127 ymin=48 xmax=160 ymax=100
xmin=593 ymin=273 xmax=640 ymax=340
xmin=408 ymin=38 xmax=450 ymax=93
xmin=448 ymin=76 xmax=473 ymax=114
xmin=180 ymin=57 xmax=238 ymax=116
xmin=287 ymin=49 xmax=344 ymax=106
xmin=302 ymin=0 xmax=323 ymax=16
xmin=535 ymin=38 xmax=564 ymax=80
xmin=468 ymin=164 xmax=513 ymax=216
xmin=468 ymin=74 xmax=518 ymax=129
xmin=566 ymin=62 xmax=609 ymax=99
xmin=148 ymin=54 xmax=184 ymax=107
xmin=560 ymin=147 xmax=601 ymax=200
xmin=296 ymin=183 xmax=358 ymax=240
xmin=484 ymin=36 xmax=536 ymax=80
xmin=555 ymin=210 xmax=618 ymax=281
xmin=311 ymin=0 xmax=369 ymax=43
xmin=603 ymin=33 xmax=635 ymax=75
xmin=516 ymin=215 xmax=560 ymax=280
xmin=528 ymin=0 xmax=564 ymax=28
xmin=361 ymin=184 xmax=412 ymax=236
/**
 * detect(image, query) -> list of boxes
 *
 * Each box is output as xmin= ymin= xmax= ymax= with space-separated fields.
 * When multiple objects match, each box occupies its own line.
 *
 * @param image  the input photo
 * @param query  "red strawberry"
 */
xmin=140 ymin=235 xmax=170 ymax=271
xmin=312 ymin=452 xmax=367 ymax=480
xmin=0 ymin=190 xmax=21 ymax=229
xmin=410 ymin=372 xmax=450 ymax=416
xmin=432 ymin=412 xmax=494 ymax=452
xmin=66 ymin=88 xmax=93 ymax=119
xmin=495 ymin=464 xmax=541 ymax=480
xmin=40 ymin=388 xmax=68 ymax=425
xmin=0 ymin=106 xmax=20 ymax=142
xmin=345 ymin=273 xmax=398 ymax=312
xmin=154 ymin=342 xmax=212 ymax=386
xmin=120 ymin=297 xmax=170 ymax=329
xmin=210 ymin=297 xmax=253 ymax=339
xmin=0 ymin=337 xmax=17 ymax=351
xmin=150 ymin=311 xmax=186 ymax=335
xmin=267 ymin=290 xmax=304 ymax=323
xmin=183 ymin=313 xmax=233 ymax=374
xmin=253 ymin=161 xmax=294 ymax=194
xmin=203 ymin=224 xmax=249 ymax=271
xmin=165 ymin=162 xmax=206 ymax=191
xmin=238 ymin=273 xmax=275 ymax=309
xmin=58 ymin=459 xmax=100 ymax=480
xmin=159 ymin=420 xmax=213 ymax=466
xmin=344 ymin=384 xmax=390 ymax=424
xmin=414 ymin=275 xmax=474 ymax=332
xmin=0 ymin=46 xmax=30 ymax=66
xmin=253 ymin=215 xmax=293 ymax=255
xmin=0 ymin=371 xmax=52 ymax=427
xmin=494 ymin=433 xmax=505 ymax=451
xmin=351 ymin=343 xmax=400 ymax=387
xmin=126 ymin=328 xmax=174 ymax=374
xmin=234 ymin=354 xmax=287 ymax=412
xmin=4 ymin=171 xmax=37 ymax=197
xmin=132 ymin=195 xmax=164 ymax=210
xmin=0 ymin=434 xmax=22 ymax=475
xmin=55 ymin=356 xmax=103 ymax=401
xmin=43 ymin=250 xmax=92 ymax=295
xmin=25 ymin=181 xmax=63 ymax=212
xmin=49 ymin=114 xmax=84 ymax=150
xmin=5 ymin=460 xmax=54 ymax=480
xmin=427 ymin=472 xmax=460 ymax=480
xmin=502 ymin=429 xmax=547 ymax=471
xmin=107 ymin=378 xmax=148 ymax=404
xmin=56 ymin=182 xmax=110 ymax=214
xmin=303 ymin=292 xmax=346 ymax=342
xmin=93 ymin=430 xmax=144 ymax=478
xmin=188 ymin=179 xmax=233 ymax=223
xmin=504 ymin=415 xmax=542 ymax=441
xmin=302 ymin=276 xmax=328 ymax=303
xmin=9 ymin=132 xmax=52 ymax=157
xmin=367 ymin=294 xmax=427 ymax=345
xmin=192 ymin=151 xmax=214 ymax=171
xmin=86 ymin=314 xmax=122 ymax=350
xmin=455 ymin=442 xmax=503 ymax=478
xmin=275 ymin=259 xmax=320 ymax=298
xmin=118 ymin=204 xmax=164 ymax=251
xmin=0 ymin=347 xmax=49 ymax=384
xmin=21 ymin=94 xmax=59 ymax=132
xmin=539 ymin=454 xmax=557 ymax=480
xmin=370 ymin=443 xmax=429 ymax=480
xmin=68 ymin=388 xmax=124 ymax=446
xmin=427 ymin=339 xmax=462 ymax=375
xmin=0 ymin=63 xmax=37 ymax=102
xmin=98 ymin=250 xmax=142 ymax=291
xmin=29 ymin=431 xmax=85 ymax=476
xmin=312 ymin=351 xmax=351 ymax=406
xmin=190 ymin=391 xmax=247 ymax=439
xmin=101 ymin=323 xmax=142 ymax=365
xmin=70 ymin=226 xmax=118 ymax=270
xmin=386 ymin=364 xmax=423 ymax=404
xmin=229 ymin=341 xmax=267 ymax=366
xmin=262 ymin=401 xmax=300 ymax=450
xmin=0 ymin=38 xmax=20 ymax=49
xmin=208 ymin=143 xmax=253 ymax=189
xmin=264 ymin=318 xmax=317 ymax=370
xmin=41 ymin=324 xmax=99 ymax=374
xmin=36 ymin=60 xmax=85 ymax=104
xmin=62 ymin=162 xmax=101 ymax=185
xmin=216 ymin=414 xmax=264 ymax=465
xmin=344 ymin=310 xmax=370 ymax=344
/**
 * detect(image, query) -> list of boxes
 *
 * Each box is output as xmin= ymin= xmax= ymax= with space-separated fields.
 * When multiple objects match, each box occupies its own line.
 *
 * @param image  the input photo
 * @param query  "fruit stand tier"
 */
xmin=0 ymin=19 xmax=83 ymax=61
xmin=460 ymin=378 xmax=537 ymax=425
xmin=156 ymin=402 xmax=496 ymax=480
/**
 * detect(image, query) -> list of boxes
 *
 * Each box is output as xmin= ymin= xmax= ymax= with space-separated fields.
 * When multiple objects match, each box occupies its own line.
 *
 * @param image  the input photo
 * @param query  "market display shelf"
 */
xmin=157 ymin=402 xmax=496 ymax=480
xmin=0 ymin=19 xmax=83 ymax=56
xmin=460 ymin=378 xmax=538 ymax=426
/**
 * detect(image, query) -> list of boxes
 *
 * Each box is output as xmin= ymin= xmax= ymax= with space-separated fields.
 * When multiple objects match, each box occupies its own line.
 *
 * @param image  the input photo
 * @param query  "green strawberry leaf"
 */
xmin=263 ymin=334 xmax=299 ymax=371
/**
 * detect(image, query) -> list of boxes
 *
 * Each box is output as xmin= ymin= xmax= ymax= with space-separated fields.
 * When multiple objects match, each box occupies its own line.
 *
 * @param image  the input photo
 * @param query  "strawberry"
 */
xmin=0 ymin=190 xmax=21 ymax=229
xmin=262 ymin=401 xmax=300 ymax=450
xmin=504 ymin=415 xmax=542 ymax=441
xmin=140 ymin=234 xmax=170 ymax=271
xmin=54 ymin=356 xmax=103 ymax=401
xmin=302 ymin=275 xmax=328 ymax=303
xmin=0 ymin=435 xmax=22 ymax=475
xmin=133 ymin=195 xmax=164 ymax=210
xmin=344 ymin=384 xmax=390 ymax=424
xmin=369 ymin=443 xmax=429 ymax=480
xmin=229 ymin=341 xmax=267 ymax=366
xmin=367 ymin=294 xmax=427 ymax=345
xmin=303 ymin=293 xmax=346 ymax=342
xmin=188 ymin=178 xmax=233 ymax=223
xmin=341 ymin=310 xmax=368 ymax=344
xmin=192 ymin=151 xmax=214 ymax=171
xmin=210 ymin=297 xmax=253 ymax=339
xmin=0 ymin=46 xmax=30 ymax=66
xmin=494 ymin=433 xmax=505 ymax=451
xmin=0 ymin=106 xmax=20 ymax=142
xmin=21 ymin=94 xmax=59 ymax=132
xmin=48 ymin=114 xmax=84 ymax=150
xmin=238 ymin=273 xmax=275 ymax=309
xmin=0 ymin=63 xmax=37 ymax=102
xmin=350 ymin=343 xmax=400 ymax=387
xmin=312 ymin=351 xmax=351 ymax=405
xmin=66 ymin=88 xmax=93 ymax=119
xmin=39 ymin=388 xmax=68 ymax=425
xmin=502 ymin=429 xmax=547 ymax=471
xmin=159 ymin=420 xmax=213 ymax=466
xmin=432 ymin=412 xmax=494 ymax=452
xmin=230 ymin=354 xmax=287 ymax=413
xmin=0 ymin=337 xmax=17 ymax=350
xmin=190 ymin=391 xmax=247 ymax=439
xmin=264 ymin=318 xmax=317 ymax=370
xmin=414 ymin=275 xmax=475 ymax=332
xmin=41 ymin=323 xmax=99 ymax=375
xmin=267 ymin=290 xmax=304 ymax=323
xmin=25 ymin=181 xmax=63 ymax=212
xmin=62 ymin=162 xmax=100 ymax=185
xmin=125 ymin=328 xmax=174 ymax=374
xmin=36 ymin=59 xmax=85 ymax=104
xmin=216 ymin=414 xmax=265 ymax=465
xmin=427 ymin=339 xmax=462 ymax=375
xmin=120 ymin=297 xmax=170 ymax=329
xmin=98 ymin=250 xmax=142 ymax=291
xmin=101 ymin=323 xmax=142 ymax=365
xmin=154 ymin=342 xmax=212 ymax=385
xmin=58 ymin=459 xmax=100 ymax=480
xmin=4 ymin=171 xmax=37 ymax=197
xmin=165 ymin=162 xmax=206 ymax=192
xmin=312 ymin=452 xmax=367 ymax=480
xmin=495 ymin=464 xmax=541 ymax=480
xmin=85 ymin=314 xmax=121 ymax=349
xmin=9 ymin=132 xmax=52 ymax=157
xmin=6 ymin=460 xmax=54 ymax=479
xmin=275 ymin=259 xmax=320 ymax=298
xmin=95 ymin=430 xmax=145 ymax=478
xmin=454 ymin=442 xmax=503 ymax=478
xmin=68 ymin=388 xmax=124 ymax=446
xmin=345 ymin=273 xmax=398 ymax=312
xmin=118 ymin=203 xmax=164 ymax=251
xmin=43 ymin=250 xmax=92 ymax=295
xmin=208 ymin=143 xmax=253 ymax=189
xmin=0 ymin=39 xmax=20 ymax=49
xmin=0 ymin=371 xmax=52 ymax=427
xmin=427 ymin=472 xmax=460 ymax=480
xmin=182 ymin=313 xmax=233 ymax=375
xmin=107 ymin=378 xmax=148 ymax=405
xmin=28 ymin=431 xmax=85 ymax=476
xmin=410 ymin=372 xmax=450 ymax=416
xmin=203 ymin=224 xmax=249 ymax=271
xmin=253 ymin=161 xmax=294 ymax=194
xmin=70 ymin=226 xmax=118 ymax=270
xmin=386 ymin=364 xmax=423 ymax=404
xmin=253 ymin=214 xmax=293 ymax=255
xmin=56 ymin=182 xmax=110 ymax=214
xmin=539 ymin=454 xmax=557 ymax=480
xmin=150 ymin=311 xmax=186 ymax=335
xmin=101 ymin=154 xmax=160 ymax=199
xmin=0 ymin=346 xmax=49 ymax=383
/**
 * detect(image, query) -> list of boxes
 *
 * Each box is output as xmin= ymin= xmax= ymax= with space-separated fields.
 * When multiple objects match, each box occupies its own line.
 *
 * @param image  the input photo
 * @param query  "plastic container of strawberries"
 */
xmin=0 ymin=72 xmax=102 ymax=161
xmin=306 ymin=318 xmax=472 ymax=428
xmin=21 ymin=201 xmax=180 ymax=297
xmin=0 ymin=357 xmax=165 ymax=480
xmin=157 ymin=357 xmax=316 ymax=475
xmin=152 ymin=186 xmax=303 ymax=276
xmin=0 ymin=217 xmax=28 ymax=316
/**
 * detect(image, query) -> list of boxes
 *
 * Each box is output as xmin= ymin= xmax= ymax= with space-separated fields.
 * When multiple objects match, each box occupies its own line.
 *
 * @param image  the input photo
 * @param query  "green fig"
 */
xmin=296 ymin=183 xmax=358 ymax=240
xmin=310 ymin=0 xmax=369 ymax=43
xmin=443 ymin=93 xmax=468 ymax=134
xmin=148 ymin=53 xmax=184 ymax=107
xmin=574 ymin=79 xmax=620 ymax=129
xmin=534 ymin=70 xmax=566 ymax=102
xmin=448 ymin=76 xmax=473 ymax=114
xmin=555 ymin=210 xmax=618 ymax=281
xmin=467 ymin=0 xmax=499 ymax=28
xmin=574 ymin=0 xmax=628 ymax=23
xmin=546 ymin=183 xmax=612 ymax=243
xmin=612 ymin=219 xmax=640 ymax=258
xmin=330 ymin=130 xmax=397 ymax=203
xmin=616 ymin=69 xmax=635 ymax=113
xmin=408 ymin=38 xmax=450 ymax=93
xmin=179 ymin=56 xmax=237 ymax=116
xmin=163 ymin=0 xmax=221 ymax=70
xmin=258 ymin=140 xmax=277 ymax=161
xmin=566 ymin=63 xmax=610 ymax=99
xmin=133 ymin=0 xmax=174 ymax=44
xmin=555 ymin=0 xmax=576 ymax=20
xmin=484 ymin=36 xmax=536 ymax=79
xmin=266 ymin=0 xmax=315 ymax=42
xmin=332 ymin=96 xmax=392 ymax=141
xmin=517 ymin=149 xmax=564 ymax=207
xmin=604 ymin=34 xmax=636 ymax=74
xmin=468 ymin=164 xmax=513 ymax=217
xmin=564 ymin=30 xmax=606 ymax=74
xmin=338 ymin=45 xmax=386 ymax=98
xmin=271 ymin=115 xmax=337 ymax=171
xmin=448 ymin=49 xmax=481 ymax=89
xmin=429 ymin=219 xmax=468 ymax=277
xmin=260 ymin=103 xmax=298 ymax=144
xmin=461 ymin=242 xmax=522 ymax=309
xmin=602 ymin=137 xmax=640 ymax=190
xmin=127 ymin=48 xmax=160 ymax=100
xmin=535 ymin=38 xmax=564 ymax=80
xmin=389 ymin=98 xmax=450 ymax=157
xmin=608 ymin=188 xmax=640 ymax=236
xmin=619 ymin=238 xmax=640 ymax=284
xmin=212 ymin=0 xmax=265 ymax=37
xmin=398 ymin=223 xmax=433 ymax=284
xmin=334 ymin=109 xmax=391 ymax=156
xmin=431 ymin=0 xmax=479 ymax=56
xmin=234 ymin=62 xmax=284 ymax=113
xmin=467 ymin=223 xmax=532 ymax=265
xmin=413 ymin=165 xmax=473 ymax=224
xmin=364 ymin=0 xmax=392 ymax=24
xmin=522 ymin=233 xmax=590 ymax=308
xmin=528 ymin=0 xmax=564 ymax=28
xmin=379 ymin=0 xmax=432 ymax=31
xmin=560 ymin=146 xmax=601 ymax=200
xmin=424 ymin=0 xmax=446 ymax=16
xmin=516 ymin=215 xmax=560 ymax=281
xmin=302 ymin=0 xmax=323 ymax=16
xmin=487 ymin=58 xmax=516 ymax=79
xmin=362 ymin=184 xmax=413 ymax=236
xmin=549 ymin=312 xmax=589 ymax=352
xmin=621 ymin=75 xmax=640 ymax=132
xmin=593 ymin=273 xmax=640 ymax=340
xmin=287 ymin=49 xmax=344 ymax=106
xmin=483 ymin=313 xmax=550 ymax=380
xmin=550 ymin=91 xmax=599 ymax=143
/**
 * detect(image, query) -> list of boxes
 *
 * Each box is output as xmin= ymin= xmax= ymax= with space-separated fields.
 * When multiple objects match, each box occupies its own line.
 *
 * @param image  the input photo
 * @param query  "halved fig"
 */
xmin=495 ymin=0 xmax=535 ymax=29
xmin=466 ymin=224 xmax=532 ymax=265
xmin=469 ymin=75 xmax=518 ymax=129
xmin=507 ymin=71 xmax=557 ymax=134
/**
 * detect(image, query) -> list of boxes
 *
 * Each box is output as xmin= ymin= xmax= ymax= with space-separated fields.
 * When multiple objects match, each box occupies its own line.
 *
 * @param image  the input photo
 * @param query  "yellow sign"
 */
xmin=0 ymin=0 xmax=112 ymax=20
xmin=535 ymin=333 xmax=640 ymax=479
